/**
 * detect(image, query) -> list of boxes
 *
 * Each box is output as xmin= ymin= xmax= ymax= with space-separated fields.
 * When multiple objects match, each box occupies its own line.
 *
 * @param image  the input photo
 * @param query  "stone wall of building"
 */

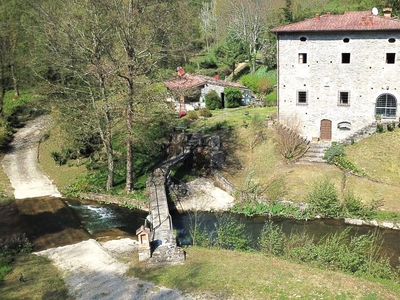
xmin=277 ymin=31 xmax=400 ymax=141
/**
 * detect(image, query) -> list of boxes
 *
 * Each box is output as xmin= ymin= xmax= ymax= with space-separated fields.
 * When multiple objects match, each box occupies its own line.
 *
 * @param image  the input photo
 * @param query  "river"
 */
xmin=65 ymin=200 xmax=400 ymax=267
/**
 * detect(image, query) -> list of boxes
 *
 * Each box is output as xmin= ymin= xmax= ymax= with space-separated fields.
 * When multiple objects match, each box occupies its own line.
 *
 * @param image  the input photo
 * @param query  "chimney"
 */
xmin=214 ymin=71 xmax=219 ymax=81
xmin=315 ymin=14 xmax=320 ymax=21
xmin=368 ymin=16 xmax=373 ymax=25
xmin=384 ymin=7 xmax=392 ymax=18
xmin=361 ymin=17 xmax=366 ymax=25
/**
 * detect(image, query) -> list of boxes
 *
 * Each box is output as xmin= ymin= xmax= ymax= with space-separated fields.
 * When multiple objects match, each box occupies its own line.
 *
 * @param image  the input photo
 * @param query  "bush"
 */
xmin=376 ymin=123 xmax=385 ymax=133
xmin=224 ymin=87 xmax=242 ymax=108
xmin=264 ymin=90 xmax=277 ymax=107
xmin=387 ymin=121 xmax=396 ymax=132
xmin=275 ymin=124 xmax=308 ymax=161
xmin=258 ymin=221 xmax=285 ymax=256
xmin=324 ymin=143 xmax=345 ymax=164
xmin=198 ymin=108 xmax=212 ymax=118
xmin=306 ymin=178 xmax=342 ymax=218
xmin=213 ymin=214 xmax=249 ymax=251
xmin=186 ymin=110 xmax=199 ymax=120
xmin=205 ymin=90 xmax=221 ymax=110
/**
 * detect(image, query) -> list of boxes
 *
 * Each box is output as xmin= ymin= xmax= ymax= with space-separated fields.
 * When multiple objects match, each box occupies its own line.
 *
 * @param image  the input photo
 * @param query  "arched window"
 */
xmin=376 ymin=93 xmax=397 ymax=118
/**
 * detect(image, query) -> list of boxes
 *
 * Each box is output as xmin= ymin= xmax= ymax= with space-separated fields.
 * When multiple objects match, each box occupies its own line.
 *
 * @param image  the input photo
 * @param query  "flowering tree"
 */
xmin=261 ymin=40 xmax=277 ymax=71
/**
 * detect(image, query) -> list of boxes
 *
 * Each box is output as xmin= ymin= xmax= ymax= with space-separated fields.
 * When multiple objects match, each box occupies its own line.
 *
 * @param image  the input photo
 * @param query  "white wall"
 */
xmin=277 ymin=31 xmax=400 ymax=141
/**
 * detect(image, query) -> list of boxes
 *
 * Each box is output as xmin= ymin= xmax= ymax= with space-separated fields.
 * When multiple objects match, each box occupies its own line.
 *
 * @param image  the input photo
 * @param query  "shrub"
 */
xmin=205 ymin=90 xmax=221 ymax=110
xmin=264 ymin=90 xmax=277 ymax=107
xmin=213 ymin=214 xmax=249 ymax=251
xmin=306 ymin=178 xmax=342 ymax=218
xmin=224 ymin=87 xmax=242 ymax=108
xmin=274 ymin=124 xmax=308 ymax=161
xmin=376 ymin=123 xmax=385 ymax=133
xmin=258 ymin=221 xmax=285 ymax=256
xmin=186 ymin=110 xmax=198 ymax=120
xmin=324 ymin=143 xmax=344 ymax=164
xmin=387 ymin=121 xmax=396 ymax=132
xmin=198 ymin=108 xmax=212 ymax=118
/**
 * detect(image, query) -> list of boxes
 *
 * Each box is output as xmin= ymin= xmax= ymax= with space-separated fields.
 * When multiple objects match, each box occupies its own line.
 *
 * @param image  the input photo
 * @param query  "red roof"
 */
xmin=164 ymin=73 xmax=248 ymax=91
xmin=271 ymin=11 xmax=400 ymax=33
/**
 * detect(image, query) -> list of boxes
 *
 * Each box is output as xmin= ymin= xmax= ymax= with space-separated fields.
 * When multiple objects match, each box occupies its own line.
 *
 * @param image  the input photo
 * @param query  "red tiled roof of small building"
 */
xmin=271 ymin=11 xmax=400 ymax=33
xmin=164 ymin=73 xmax=248 ymax=91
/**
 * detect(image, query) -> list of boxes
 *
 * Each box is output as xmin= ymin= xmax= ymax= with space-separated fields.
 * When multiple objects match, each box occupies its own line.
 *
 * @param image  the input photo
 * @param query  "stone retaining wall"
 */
xmin=79 ymin=193 xmax=148 ymax=211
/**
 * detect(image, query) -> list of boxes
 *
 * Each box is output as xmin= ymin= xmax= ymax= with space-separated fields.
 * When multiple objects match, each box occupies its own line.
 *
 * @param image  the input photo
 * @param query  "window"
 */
xmin=300 ymin=36 xmax=307 ymax=42
xmin=386 ymin=53 xmax=396 ymax=64
xmin=297 ymin=91 xmax=308 ymax=105
xmin=341 ymin=53 xmax=350 ymax=64
xmin=298 ymin=53 xmax=307 ymax=64
xmin=388 ymin=38 xmax=396 ymax=43
xmin=338 ymin=91 xmax=350 ymax=106
xmin=343 ymin=38 xmax=350 ymax=43
xmin=376 ymin=93 xmax=397 ymax=118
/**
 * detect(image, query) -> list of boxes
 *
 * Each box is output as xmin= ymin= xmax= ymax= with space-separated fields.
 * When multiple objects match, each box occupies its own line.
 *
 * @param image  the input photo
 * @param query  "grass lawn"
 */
xmin=129 ymin=247 xmax=400 ymax=299
xmin=1 ymin=254 xmax=71 ymax=300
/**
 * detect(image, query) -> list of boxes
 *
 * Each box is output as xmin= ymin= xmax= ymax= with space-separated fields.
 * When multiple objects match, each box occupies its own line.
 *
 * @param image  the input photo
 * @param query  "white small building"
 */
xmin=164 ymin=73 xmax=251 ymax=112
xmin=271 ymin=8 xmax=400 ymax=142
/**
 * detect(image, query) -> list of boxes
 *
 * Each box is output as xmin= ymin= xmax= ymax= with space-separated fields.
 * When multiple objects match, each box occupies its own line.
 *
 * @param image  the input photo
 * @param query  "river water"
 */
xmin=64 ymin=200 xmax=400 ymax=267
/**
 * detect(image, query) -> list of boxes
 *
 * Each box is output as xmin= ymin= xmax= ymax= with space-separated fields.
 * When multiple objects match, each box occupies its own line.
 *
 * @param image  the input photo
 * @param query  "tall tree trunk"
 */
xmin=125 ymin=81 xmax=134 ymax=193
xmin=124 ymin=0 xmax=135 ymax=193
xmin=99 ymin=74 xmax=114 ymax=191
xmin=10 ymin=64 xmax=19 ymax=97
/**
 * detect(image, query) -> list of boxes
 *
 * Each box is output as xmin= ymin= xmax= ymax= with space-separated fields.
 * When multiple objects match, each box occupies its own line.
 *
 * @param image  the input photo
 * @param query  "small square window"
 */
xmin=386 ymin=53 xmax=396 ymax=64
xmin=298 ymin=53 xmax=307 ymax=64
xmin=338 ymin=91 xmax=350 ymax=106
xmin=297 ymin=91 xmax=308 ymax=104
xmin=342 ymin=53 xmax=350 ymax=64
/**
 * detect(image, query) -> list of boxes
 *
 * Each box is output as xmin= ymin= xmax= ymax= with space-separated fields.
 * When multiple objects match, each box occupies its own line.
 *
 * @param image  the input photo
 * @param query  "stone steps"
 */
xmin=297 ymin=141 xmax=331 ymax=163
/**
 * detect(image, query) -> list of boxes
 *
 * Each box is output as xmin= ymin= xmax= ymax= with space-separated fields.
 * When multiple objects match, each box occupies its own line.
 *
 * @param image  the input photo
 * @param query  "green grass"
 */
xmin=129 ymin=247 xmax=400 ymax=299
xmin=0 ymin=254 xmax=71 ymax=300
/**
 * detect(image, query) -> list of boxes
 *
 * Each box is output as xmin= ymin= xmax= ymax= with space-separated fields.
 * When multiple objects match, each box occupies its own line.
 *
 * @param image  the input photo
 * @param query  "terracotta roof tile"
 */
xmin=271 ymin=11 xmax=400 ymax=33
xmin=164 ymin=73 xmax=248 ymax=91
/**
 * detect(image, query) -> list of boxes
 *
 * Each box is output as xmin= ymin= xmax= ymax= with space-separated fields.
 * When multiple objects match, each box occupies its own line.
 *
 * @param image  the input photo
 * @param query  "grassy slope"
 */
xmin=130 ymin=247 xmax=400 ymax=299
xmin=3 ymin=107 xmax=400 ymax=298
xmin=189 ymin=106 xmax=400 ymax=214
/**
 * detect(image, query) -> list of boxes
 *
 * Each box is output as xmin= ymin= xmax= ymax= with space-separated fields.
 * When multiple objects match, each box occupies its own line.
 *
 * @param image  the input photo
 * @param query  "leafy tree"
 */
xmin=32 ymin=0 xmax=184 ymax=192
xmin=214 ymin=32 xmax=247 ymax=75
xmin=282 ymin=0 xmax=293 ymax=23
xmin=205 ymin=90 xmax=221 ymax=110
xmin=224 ymin=87 xmax=241 ymax=108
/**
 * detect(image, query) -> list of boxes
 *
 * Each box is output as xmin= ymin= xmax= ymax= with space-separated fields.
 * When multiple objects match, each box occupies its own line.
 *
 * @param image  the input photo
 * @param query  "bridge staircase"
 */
xmin=143 ymin=132 xmax=222 ymax=266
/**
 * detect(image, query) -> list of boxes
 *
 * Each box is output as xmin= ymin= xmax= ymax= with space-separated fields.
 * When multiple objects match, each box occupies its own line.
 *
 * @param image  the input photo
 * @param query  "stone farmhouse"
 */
xmin=164 ymin=72 xmax=251 ymax=113
xmin=271 ymin=8 xmax=400 ymax=142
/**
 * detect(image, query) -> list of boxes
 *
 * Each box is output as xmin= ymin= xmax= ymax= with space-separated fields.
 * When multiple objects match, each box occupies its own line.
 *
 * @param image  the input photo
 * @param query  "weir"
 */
xmin=139 ymin=131 xmax=224 ymax=266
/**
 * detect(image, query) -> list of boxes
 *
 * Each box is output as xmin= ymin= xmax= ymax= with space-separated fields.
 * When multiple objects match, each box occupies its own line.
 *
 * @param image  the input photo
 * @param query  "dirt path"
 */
xmin=1 ymin=116 xmax=191 ymax=299
xmin=2 ymin=115 xmax=61 ymax=199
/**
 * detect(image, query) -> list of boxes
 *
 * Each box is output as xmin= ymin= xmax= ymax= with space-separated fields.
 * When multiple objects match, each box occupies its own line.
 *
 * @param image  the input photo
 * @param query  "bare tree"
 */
xmin=110 ymin=0 xmax=181 ymax=193
xmin=33 ymin=1 xmax=120 ymax=190
xmin=199 ymin=0 xmax=217 ymax=52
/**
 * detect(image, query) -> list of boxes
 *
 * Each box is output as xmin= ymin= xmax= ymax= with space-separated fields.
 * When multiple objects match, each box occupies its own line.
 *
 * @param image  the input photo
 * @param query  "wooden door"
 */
xmin=320 ymin=119 xmax=332 ymax=141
